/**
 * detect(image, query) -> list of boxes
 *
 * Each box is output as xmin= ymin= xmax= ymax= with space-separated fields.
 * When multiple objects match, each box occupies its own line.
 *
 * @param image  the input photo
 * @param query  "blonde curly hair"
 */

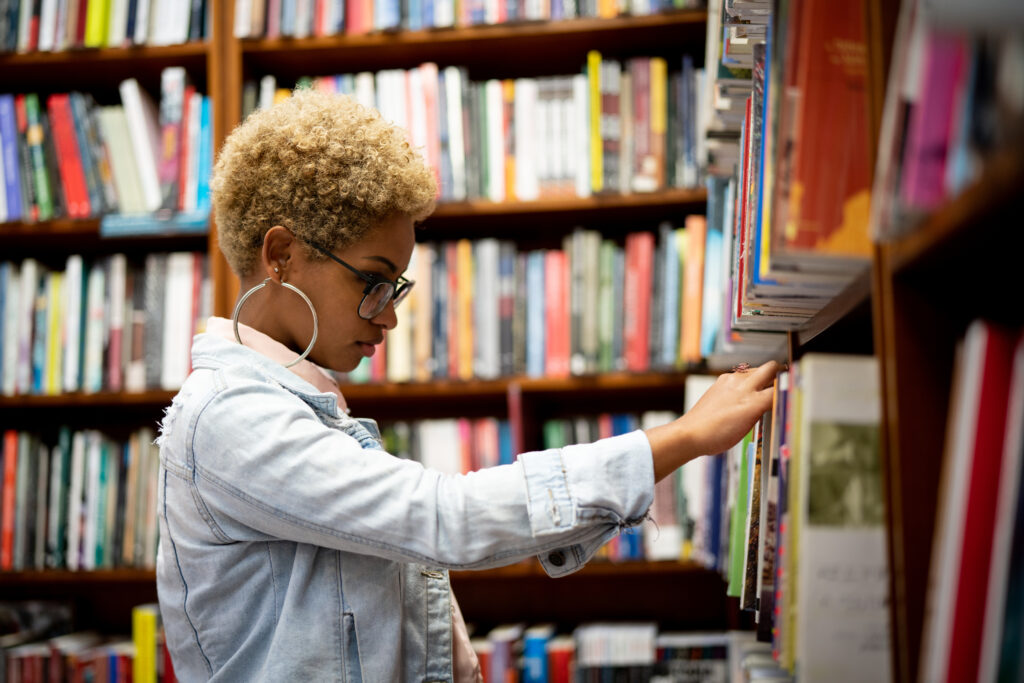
xmin=212 ymin=88 xmax=437 ymax=276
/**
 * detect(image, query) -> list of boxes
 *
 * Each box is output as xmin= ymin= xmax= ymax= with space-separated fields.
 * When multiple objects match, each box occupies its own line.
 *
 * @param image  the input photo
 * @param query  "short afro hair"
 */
xmin=212 ymin=88 xmax=437 ymax=276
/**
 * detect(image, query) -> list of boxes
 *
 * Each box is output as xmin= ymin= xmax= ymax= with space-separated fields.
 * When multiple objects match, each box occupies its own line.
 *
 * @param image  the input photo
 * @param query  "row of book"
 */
xmin=377 ymin=411 xmax=676 ymax=562
xmin=0 ymin=0 xmax=207 ymax=53
xmin=870 ymin=2 xmax=1024 ymax=241
xmin=233 ymin=0 xmax=702 ymax=39
xmin=343 ymin=222 xmax=719 ymax=384
xmin=249 ymin=52 xmax=704 ymax=204
xmin=0 ymin=252 xmax=212 ymax=397
xmin=471 ymin=624 xmax=787 ymax=683
xmin=0 ymin=426 xmax=160 ymax=573
xmin=0 ymin=69 xmax=213 ymax=228
xmin=675 ymin=356 xmax=890 ymax=682
xmin=0 ymin=602 xmax=175 ymax=683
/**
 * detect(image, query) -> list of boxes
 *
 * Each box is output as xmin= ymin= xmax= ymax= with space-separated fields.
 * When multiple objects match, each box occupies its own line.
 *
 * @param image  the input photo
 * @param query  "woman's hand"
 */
xmin=646 ymin=360 xmax=780 ymax=482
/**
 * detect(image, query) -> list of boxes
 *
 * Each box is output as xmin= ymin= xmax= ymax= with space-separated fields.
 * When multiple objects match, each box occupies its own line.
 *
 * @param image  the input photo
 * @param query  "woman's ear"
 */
xmin=261 ymin=226 xmax=295 ymax=281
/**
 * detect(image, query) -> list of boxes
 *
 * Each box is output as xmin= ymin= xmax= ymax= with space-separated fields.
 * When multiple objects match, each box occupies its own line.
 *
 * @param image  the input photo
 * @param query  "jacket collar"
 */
xmin=191 ymin=326 xmax=344 ymax=417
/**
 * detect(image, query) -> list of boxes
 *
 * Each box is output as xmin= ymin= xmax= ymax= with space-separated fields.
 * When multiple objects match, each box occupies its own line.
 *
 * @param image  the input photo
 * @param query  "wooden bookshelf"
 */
xmin=0 ymin=391 xmax=177 ymax=409
xmin=876 ymin=150 xmax=1024 ymax=683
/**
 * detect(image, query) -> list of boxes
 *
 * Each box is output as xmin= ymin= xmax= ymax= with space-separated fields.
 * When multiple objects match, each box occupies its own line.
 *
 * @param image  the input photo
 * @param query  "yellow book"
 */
xmin=455 ymin=239 xmax=474 ymax=380
xmin=132 ymin=603 xmax=159 ymax=683
xmin=503 ymin=80 xmax=516 ymax=202
xmin=84 ymin=0 xmax=111 ymax=48
xmin=587 ymin=50 xmax=602 ymax=193
xmin=45 ymin=272 xmax=63 ymax=396
xmin=650 ymin=57 xmax=668 ymax=190
xmin=274 ymin=88 xmax=292 ymax=104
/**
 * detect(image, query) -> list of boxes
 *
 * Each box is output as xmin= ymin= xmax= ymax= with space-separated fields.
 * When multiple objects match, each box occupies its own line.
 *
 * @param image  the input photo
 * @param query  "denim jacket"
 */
xmin=156 ymin=332 xmax=654 ymax=682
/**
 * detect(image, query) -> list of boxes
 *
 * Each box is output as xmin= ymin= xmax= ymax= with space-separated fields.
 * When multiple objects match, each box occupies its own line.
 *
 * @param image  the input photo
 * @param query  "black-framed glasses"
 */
xmin=305 ymin=241 xmax=414 ymax=320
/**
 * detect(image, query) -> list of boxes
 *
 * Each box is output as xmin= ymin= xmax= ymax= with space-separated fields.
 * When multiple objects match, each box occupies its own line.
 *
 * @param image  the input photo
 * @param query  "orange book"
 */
xmin=456 ymin=239 xmax=474 ymax=380
xmin=781 ymin=0 xmax=871 ymax=260
xmin=624 ymin=231 xmax=654 ymax=372
xmin=502 ymin=79 xmax=516 ymax=202
xmin=681 ymin=215 xmax=706 ymax=365
xmin=1 ymin=430 xmax=18 ymax=570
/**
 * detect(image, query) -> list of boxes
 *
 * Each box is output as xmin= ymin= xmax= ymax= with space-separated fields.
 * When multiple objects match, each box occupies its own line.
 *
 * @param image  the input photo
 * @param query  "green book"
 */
xmin=727 ymin=429 xmax=752 ymax=597
xmin=23 ymin=94 xmax=53 ymax=221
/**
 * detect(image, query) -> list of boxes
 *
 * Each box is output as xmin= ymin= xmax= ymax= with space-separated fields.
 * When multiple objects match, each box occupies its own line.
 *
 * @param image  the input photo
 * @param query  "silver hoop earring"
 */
xmin=232 ymin=277 xmax=319 ymax=368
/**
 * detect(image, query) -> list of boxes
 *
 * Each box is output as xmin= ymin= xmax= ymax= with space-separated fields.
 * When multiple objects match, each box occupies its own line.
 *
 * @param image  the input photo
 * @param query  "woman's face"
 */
xmin=275 ymin=214 xmax=416 ymax=373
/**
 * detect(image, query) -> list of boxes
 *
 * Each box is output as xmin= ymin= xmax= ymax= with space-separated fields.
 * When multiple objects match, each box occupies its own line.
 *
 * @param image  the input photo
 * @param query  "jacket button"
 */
xmin=547 ymin=550 xmax=566 ymax=567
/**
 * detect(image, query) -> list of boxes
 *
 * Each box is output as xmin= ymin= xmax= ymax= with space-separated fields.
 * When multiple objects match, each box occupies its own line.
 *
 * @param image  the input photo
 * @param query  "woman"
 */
xmin=155 ymin=89 xmax=778 ymax=682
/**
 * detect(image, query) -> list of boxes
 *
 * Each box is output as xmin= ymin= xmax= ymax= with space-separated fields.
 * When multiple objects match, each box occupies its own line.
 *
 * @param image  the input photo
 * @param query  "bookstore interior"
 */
xmin=0 ymin=0 xmax=1022 ymax=680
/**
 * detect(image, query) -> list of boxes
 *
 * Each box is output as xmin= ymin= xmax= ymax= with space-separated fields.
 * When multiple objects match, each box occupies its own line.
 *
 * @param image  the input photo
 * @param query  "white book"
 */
xmin=258 ymin=74 xmax=277 ymax=111
xmin=795 ymin=354 xmax=890 ymax=683
xmin=234 ymin=0 xmax=253 ymax=37
xmin=417 ymin=419 xmax=461 ymax=474
xmin=354 ymin=72 xmax=376 ymax=111
xmin=642 ymin=410 xmax=684 ymax=561
xmin=82 ymin=431 xmax=103 ymax=571
xmin=108 ymin=0 xmax=129 ymax=46
xmin=119 ymin=78 xmax=163 ymax=212
xmin=99 ymin=106 xmax=147 ymax=214
xmin=82 ymin=263 xmax=107 ymax=393
xmin=295 ymin=0 xmax=312 ymax=37
xmin=572 ymin=74 xmax=591 ymax=198
xmin=134 ymin=0 xmax=152 ymax=43
xmin=16 ymin=259 xmax=37 ymax=394
xmin=2 ymin=264 xmax=19 ymax=395
xmin=62 ymin=254 xmax=83 ymax=393
xmin=407 ymin=66 xmax=428 ymax=166
xmin=442 ymin=67 xmax=466 ymax=201
xmin=160 ymin=252 xmax=195 ymax=390
xmin=513 ymin=78 xmax=538 ymax=201
xmin=139 ymin=428 xmax=158 ymax=568
xmin=17 ymin=0 xmax=33 ymax=52
xmin=474 ymin=239 xmax=500 ymax=379
xmin=66 ymin=430 xmax=87 ymax=571
xmin=37 ymin=0 xmax=59 ymax=51
xmin=435 ymin=0 xmax=454 ymax=28
xmin=485 ymin=79 xmax=504 ymax=203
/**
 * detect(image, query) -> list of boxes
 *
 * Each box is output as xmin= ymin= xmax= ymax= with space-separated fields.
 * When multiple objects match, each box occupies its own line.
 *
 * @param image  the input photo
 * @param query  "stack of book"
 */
xmin=0 ymin=426 xmax=160 ymax=573
xmin=0 ymin=68 xmax=213 ymax=235
xmin=0 ymin=0 xmax=207 ymax=53
xmin=345 ymin=223 xmax=724 ymax=384
xmin=0 ymin=251 xmax=211 ymax=397
xmin=248 ymin=53 xmax=705 ymax=204
xmin=698 ymin=0 xmax=875 ymax=364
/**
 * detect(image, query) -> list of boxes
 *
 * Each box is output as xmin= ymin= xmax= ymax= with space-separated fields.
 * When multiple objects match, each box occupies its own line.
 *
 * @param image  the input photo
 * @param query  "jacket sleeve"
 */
xmin=175 ymin=372 xmax=655 ymax=575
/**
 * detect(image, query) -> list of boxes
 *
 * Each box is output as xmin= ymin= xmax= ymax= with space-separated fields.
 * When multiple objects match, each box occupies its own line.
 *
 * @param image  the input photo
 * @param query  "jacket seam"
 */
xmin=163 ymin=470 xmax=214 ymax=676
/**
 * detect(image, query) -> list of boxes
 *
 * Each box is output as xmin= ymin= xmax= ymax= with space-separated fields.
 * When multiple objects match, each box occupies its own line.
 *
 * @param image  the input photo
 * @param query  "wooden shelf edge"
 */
xmin=886 ymin=150 xmax=1024 ymax=274
xmin=0 ymin=41 xmax=210 ymax=67
xmin=339 ymin=370 xmax=696 ymax=401
xmin=0 ymin=391 xmax=176 ymax=408
xmin=452 ymin=559 xmax=708 ymax=580
xmin=429 ymin=188 xmax=707 ymax=220
xmin=794 ymin=265 xmax=872 ymax=347
xmin=242 ymin=12 xmax=707 ymax=54
xmin=0 ymin=569 xmax=156 ymax=584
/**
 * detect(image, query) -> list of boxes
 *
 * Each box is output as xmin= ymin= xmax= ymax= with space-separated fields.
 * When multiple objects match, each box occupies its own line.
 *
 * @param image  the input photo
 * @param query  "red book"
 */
xmin=735 ymin=97 xmax=753 ymax=323
xmin=176 ymin=85 xmax=196 ymax=211
xmin=623 ymin=231 xmax=654 ymax=372
xmin=46 ymin=94 xmax=91 ymax=219
xmin=544 ymin=250 xmax=570 ymax=378
xmin=945 ymin=322 xmax=1019 ymax=683
xmin=1 ymin=430 xmax=18 ymax=570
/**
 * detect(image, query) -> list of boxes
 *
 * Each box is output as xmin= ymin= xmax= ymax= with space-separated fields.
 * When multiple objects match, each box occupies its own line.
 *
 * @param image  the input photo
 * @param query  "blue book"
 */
xmin=196 ymin=96 xmax=212 ymax=211
xmin=0 ymin=94 xmax=22 ymax=221
xmin=408 ymin=0 xmax=423 ymax=30
xmin=521 ymin=625 xmax=555 ymax=683
xmin=281 ymin=0 xmax=297 ymax=35
xmin=431 ymin=248 xmax=448 ymax=379
xmin=497 ymin=420 xmax=513 ymax=465
xmin=68 ymin=93 xmax=103 ymax=217
xmin=422 ymin=0 xmax=435 ymax=28
xmin=708 ymin=453 xmax=724 ymax=571
xmin=525 ymin=251 xmax=545 ymax=377
xmin=437 ymin=71 xmax=453 ymax=200
xmin=700 ymin=227 xmax=724 ymax=359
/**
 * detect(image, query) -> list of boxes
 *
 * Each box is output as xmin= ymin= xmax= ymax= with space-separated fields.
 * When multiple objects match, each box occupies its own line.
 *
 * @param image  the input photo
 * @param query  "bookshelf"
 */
xmin=875 ymin=150 xmax=1024 ymax=683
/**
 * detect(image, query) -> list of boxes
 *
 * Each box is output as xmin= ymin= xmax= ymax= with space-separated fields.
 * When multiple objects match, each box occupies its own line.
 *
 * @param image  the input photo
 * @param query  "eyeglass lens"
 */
xmin=360 ymin=282 xmax=396 ymax=318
